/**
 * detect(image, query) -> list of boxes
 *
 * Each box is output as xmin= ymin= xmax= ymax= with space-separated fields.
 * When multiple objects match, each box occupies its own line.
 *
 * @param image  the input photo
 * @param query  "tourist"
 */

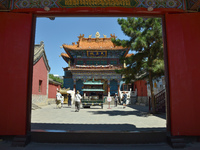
xmin=122 ymin=92 xmax=127 ymax=109
xmin=114 ymin=93 xmax=118 ymax=107
xmin=118 ymin=95 xmax=121 ymax=104
xmin=68 ymin=93 xmax=72 ymax=107
xmin=56 ymin=90 xmax=62 ymax=109
xmin=61 ymin=95 xmax=64 ymax=108
xmin=75 ymin=90 xmax=82 ymax=112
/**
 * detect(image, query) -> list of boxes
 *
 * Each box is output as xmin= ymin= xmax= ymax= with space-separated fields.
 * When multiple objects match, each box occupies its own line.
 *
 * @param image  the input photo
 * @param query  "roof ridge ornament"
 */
xmin=78 ymin=34 xmax=84 ymax=40
xmin=110 ymin=34 xmax=117 ymax=39
xmin=40 ymin=41 xmax=44 ymax=45
xmin=95 ymin=31 xmax=100 ymax=38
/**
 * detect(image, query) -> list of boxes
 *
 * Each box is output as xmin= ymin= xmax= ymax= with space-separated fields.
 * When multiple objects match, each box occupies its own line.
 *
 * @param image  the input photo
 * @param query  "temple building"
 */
xmin=61 ymin=32 xmax=130 ymax=96
xmin=32 ymin=41 xmax=50 ymax=106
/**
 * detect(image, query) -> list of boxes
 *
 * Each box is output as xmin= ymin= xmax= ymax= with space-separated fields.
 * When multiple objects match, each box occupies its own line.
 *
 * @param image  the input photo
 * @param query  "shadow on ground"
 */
xmin=86 ymin=104 xmax=166 ymax=119
xmin=31 ymin=123 xmax=166 ymax=132
xmin=127 ymin=105 xmax=166 ymax=119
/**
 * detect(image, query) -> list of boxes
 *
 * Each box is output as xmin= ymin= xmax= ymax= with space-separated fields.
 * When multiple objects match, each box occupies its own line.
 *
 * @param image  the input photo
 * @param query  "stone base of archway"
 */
xmin=31 ymin=130 xmax=167 ymax=144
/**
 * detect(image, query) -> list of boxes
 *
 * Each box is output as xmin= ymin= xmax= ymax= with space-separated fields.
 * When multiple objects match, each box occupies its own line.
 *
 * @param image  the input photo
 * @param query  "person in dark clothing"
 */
xmin=114 ymin=93 xmax=118 ymax=107
xmin=68 ymin=94 xmax=72 ymax=107
xmin=118 ymin=95 xmax=121 ymax=104
xmin=122 ymin=92 xmax=127 ymax=109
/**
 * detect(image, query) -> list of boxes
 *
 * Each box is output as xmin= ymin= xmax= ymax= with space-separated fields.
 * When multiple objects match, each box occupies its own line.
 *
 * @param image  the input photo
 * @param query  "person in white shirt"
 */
xmin=74 ymin=90 xmax=82 ymax=112
xmin=61 ymin=96 xmax=64 ymax=108
xmin=56 ymin=90 xmax=62 ymax=109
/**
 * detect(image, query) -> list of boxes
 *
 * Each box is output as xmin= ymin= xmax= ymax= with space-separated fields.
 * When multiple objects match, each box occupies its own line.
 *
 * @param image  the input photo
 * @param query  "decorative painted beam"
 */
xmin=0 ymin=2 xmax=7 ymax=10
xmin=10 ymin=0 xmax=186 ymax=10
xmin=190 ymin=0 xmax=200 ymax=10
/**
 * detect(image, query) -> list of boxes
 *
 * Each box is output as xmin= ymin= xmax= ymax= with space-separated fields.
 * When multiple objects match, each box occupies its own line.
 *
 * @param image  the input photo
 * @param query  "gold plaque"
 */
xmin=87 ymin=51 xmax=107 ymax=57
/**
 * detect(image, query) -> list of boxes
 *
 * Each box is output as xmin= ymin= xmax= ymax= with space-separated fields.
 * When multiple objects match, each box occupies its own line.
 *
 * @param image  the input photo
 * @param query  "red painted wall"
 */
xmin=0 ymin=12 xmax=32 ymax=135
xmin=166 ymin=13 xmax=200 ymax=136
xmin=48 ymin=84 xmax=61 ymax=99
xmin=134 ymin=80 xmax=147 ymax=97
xmin=32 ymin=57 xmax=48 ymax=95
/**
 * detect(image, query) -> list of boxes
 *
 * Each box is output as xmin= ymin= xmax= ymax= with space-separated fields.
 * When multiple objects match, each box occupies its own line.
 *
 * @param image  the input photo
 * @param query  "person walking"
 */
xmin=118 ymin=95 xmax=121 ymax=105
xmin=74 ymin=90 xmax=82 ymax=112
xmin=114 ymin=93 xmax=118 ymax=107
xmin=56 ymin=90 xmax=62 ymax=109
xmin=61 ymin=95 xmax=64 ymax=108
xmin=68 ymin=93 xmax=72 ymax=107
xmin=122 ymin=92 xmax=127 ymax=109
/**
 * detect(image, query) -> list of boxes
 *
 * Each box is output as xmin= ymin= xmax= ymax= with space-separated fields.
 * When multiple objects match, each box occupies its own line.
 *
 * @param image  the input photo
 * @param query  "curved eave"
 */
xmin=33 ymin=50 xmax=51 ymax=72
xmin=125 ymin=53 xmax=134 ymax=58
xmin=123 ymin=49 xmax=130 ymax=57
xmin=61 ymin=53 xmax=71 ymax=60
xmin=61 ymin=52 xmax=70 ymax=58
xmin=61 ymin=54 xmax=71 ymax=64
xmin=63 ymin=44 xmax=128 ymax=51
xmin=62 ymin=45 xmax=73 ymax=58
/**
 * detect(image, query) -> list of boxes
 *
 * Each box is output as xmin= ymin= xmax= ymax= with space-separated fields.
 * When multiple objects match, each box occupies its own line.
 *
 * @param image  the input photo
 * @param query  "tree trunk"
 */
xmin=149 ymin=71 xmax=155 ymax=113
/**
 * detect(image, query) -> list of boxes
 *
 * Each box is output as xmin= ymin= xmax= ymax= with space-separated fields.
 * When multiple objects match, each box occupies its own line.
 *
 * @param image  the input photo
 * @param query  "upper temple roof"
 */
xmin=63 ymin=32 xmax=126 ymax=50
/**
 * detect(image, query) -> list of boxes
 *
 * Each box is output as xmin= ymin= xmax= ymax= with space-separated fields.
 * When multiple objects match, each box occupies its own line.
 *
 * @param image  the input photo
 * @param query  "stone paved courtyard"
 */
xmin=31 ymin=104 xmax=166 ymax=132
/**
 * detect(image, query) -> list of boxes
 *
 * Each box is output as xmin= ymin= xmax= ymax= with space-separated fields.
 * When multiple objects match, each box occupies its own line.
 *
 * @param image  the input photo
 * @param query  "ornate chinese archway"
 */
xmin=0 ymin=0 xmax=200 ymax=146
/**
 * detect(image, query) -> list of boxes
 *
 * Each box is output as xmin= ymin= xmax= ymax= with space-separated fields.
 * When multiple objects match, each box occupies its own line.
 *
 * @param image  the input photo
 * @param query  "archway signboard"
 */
xmin=9 ymin=0 xmax=187 ymax=15
xmin=10 ymin=0 xmax=186 ymax=9
xmin=0 ymin=0 xmax=200 ymax=145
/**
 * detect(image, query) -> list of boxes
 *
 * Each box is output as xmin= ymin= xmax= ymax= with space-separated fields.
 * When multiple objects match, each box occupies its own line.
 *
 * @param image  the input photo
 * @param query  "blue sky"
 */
xmin=35 ymin=17 xmax=130 ymax=76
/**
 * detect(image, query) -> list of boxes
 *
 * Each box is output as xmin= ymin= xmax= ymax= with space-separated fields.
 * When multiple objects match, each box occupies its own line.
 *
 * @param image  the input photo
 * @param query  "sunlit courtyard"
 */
xmin=31 ymin=104 xmax=166 ymax=132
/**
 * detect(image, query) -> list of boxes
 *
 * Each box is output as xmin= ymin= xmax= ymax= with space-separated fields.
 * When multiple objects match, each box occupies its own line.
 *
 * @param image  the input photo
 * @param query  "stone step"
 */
xmin=31 ymin=131 xmax=167 ymax=144
xmin=168 ymin=136 xmax=187 ymax=148
xmin=32 ymin=103 xmax=42 ymax=110
xmin=12 ymin=134 xmax=31 ymax=147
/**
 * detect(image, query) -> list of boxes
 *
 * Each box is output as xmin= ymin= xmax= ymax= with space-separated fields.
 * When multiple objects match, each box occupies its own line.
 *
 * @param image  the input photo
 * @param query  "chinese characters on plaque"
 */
xmin=87 ymin=51 xmax=107 ymax=57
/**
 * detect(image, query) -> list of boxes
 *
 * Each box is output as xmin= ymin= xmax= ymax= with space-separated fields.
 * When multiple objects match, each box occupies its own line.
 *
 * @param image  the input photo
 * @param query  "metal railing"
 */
xmin=149 ymin=89 xmax=166 ymax=113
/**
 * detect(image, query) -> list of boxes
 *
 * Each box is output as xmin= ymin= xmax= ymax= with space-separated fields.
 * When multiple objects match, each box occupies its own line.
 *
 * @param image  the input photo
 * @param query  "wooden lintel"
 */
xmin=190 ymin=0 xmax=200 ymax=10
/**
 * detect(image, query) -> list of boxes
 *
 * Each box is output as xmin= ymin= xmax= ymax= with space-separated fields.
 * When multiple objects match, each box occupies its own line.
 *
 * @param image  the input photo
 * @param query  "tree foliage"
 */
xmin=112 ymin=17 xmax=164 ymax=113
xmin=49 ymin=74 xmax=63 ymax=87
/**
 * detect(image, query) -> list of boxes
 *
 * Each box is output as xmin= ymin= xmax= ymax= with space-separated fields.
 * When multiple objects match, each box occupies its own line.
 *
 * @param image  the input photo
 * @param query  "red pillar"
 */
xmin=0 ymin=12 xmax=33 ymax=135
xmin=165 ymin=13 xmax=200 ymax=136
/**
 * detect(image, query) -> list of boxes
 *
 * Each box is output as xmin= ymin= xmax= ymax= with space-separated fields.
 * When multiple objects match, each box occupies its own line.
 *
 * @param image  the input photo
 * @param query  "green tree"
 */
xmin=49 ymin=74 xmax=64 ymax=87
xmin=112 ymin=17 xmax=164 ymax=113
